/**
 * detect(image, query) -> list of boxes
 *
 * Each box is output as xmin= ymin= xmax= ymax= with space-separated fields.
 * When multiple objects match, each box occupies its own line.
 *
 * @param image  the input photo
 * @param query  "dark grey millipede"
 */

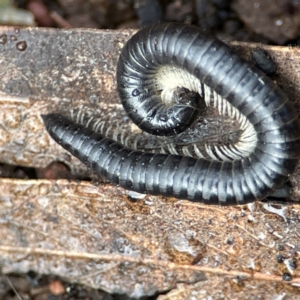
xmin=42 ymin=22 xmax=300 ymax=205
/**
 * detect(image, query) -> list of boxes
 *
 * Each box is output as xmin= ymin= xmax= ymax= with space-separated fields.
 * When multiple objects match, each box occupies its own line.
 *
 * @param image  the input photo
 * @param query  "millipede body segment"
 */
xmin=42 ymin=23 xmax=300 ymax=205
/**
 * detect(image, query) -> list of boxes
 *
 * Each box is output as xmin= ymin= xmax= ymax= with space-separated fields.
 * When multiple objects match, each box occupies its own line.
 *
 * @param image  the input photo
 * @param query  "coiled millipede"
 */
xmin=42 ymin=23 xmax=300 ymax=205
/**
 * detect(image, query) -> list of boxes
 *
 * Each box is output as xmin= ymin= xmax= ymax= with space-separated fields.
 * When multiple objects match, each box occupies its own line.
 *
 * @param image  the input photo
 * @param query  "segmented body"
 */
xmin=42 ymin=23 xmax=300 ymax=205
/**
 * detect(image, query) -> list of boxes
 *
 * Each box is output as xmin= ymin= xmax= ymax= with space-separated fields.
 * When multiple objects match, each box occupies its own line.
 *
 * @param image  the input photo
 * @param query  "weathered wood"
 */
xmin=0 ymin=178 xmax=300 ymax=298
xmin=0 ymin=27 xmax=300 ymax=175
xmin=0 ymin=27 xmax=136 ymax=174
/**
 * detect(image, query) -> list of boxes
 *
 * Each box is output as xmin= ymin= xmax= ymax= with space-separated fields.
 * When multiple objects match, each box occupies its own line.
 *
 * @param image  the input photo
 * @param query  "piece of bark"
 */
xmin=0 ymin=27 xmax=299 ymax=170
xmin=0 ymin=26 xmax=137 ymax=176
xmin=1 ymin=26 xmax=300 ymax=195
xmin=0 ymin=178 xmax=300 ymax=298
xmin=232 ymin=0 xmax=300 ymax=44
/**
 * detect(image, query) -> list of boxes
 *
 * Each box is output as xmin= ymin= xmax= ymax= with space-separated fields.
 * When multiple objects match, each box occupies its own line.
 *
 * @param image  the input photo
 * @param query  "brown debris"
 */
xmin=26 ymin=0 xmax=55 ymax=27
xmin=232 ymin=0 xmax=300 ymax=44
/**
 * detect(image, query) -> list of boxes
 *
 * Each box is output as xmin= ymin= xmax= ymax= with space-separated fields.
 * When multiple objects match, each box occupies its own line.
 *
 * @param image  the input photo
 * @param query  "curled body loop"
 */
xmin=43 ymin=23 xmax=300 ymax=205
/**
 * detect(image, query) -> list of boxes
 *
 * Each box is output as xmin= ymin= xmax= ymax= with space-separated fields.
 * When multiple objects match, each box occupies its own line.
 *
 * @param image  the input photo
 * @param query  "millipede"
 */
xmin=42 ymin=22 xmax=300 ymax=205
